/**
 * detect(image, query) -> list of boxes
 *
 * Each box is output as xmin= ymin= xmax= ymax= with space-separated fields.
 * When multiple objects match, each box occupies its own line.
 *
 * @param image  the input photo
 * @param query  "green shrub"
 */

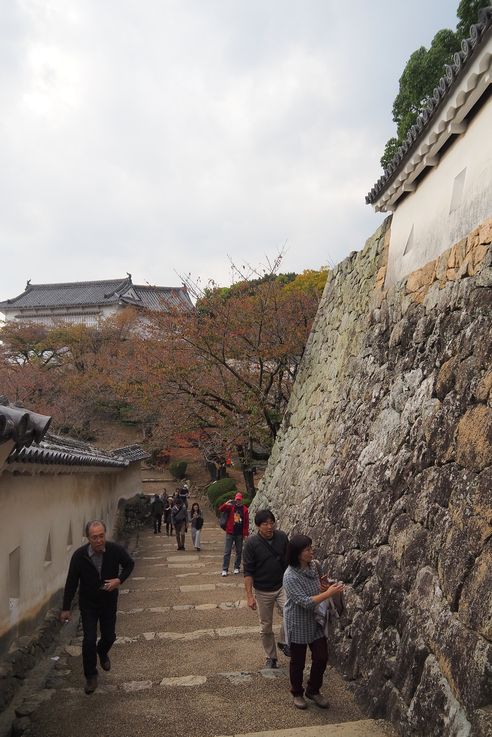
xmin=207 ymin=478 xmax=237 ymax=503
xmin=212 ymin=492 xmax=251 ymax=512
xmin=169 ymin=461 xmax=187 ymax=480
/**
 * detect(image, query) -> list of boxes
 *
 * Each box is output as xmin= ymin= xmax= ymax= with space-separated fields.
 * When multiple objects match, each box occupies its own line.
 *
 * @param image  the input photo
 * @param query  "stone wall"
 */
xmin=252 ymin=217 xmax=492 ymax=737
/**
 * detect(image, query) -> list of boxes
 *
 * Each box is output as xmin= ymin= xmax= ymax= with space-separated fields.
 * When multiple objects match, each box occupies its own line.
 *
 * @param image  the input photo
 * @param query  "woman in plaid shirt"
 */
xmin=283 ymin=534 xmax=344 ymax=710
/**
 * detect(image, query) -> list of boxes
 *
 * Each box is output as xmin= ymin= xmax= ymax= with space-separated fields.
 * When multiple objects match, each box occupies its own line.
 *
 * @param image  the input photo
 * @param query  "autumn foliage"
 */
xmin=0 ymin=268 xmax=328 ymax=491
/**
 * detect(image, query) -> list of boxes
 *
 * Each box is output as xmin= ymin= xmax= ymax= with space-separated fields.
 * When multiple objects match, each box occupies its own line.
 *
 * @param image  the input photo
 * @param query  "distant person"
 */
xmin=283 ymin=534 xmax=345 ymax=710
xmin=178 ymin=483 xmax=189 ymax=507
xmin=171 ymin=496 xmax=188 ymax=550
xmin=60 ymin=520 xmax=134 ymax=694
xmin=190 ymin=502 xmax=204 ymax=550
xmin=219 ymin=492 xmax=249 ymax=576
xmin=163 ymin=495 xmax=174 ymax=536
xmin=151 ymin=493 xmax=164 ymax=534
xmin=243 ymin=509 xmax=289 ymax=668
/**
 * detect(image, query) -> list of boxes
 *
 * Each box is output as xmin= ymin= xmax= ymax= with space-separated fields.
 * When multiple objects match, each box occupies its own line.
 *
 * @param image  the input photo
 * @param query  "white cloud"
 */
xmin=0 ymin=0 xmax=459 ymax=299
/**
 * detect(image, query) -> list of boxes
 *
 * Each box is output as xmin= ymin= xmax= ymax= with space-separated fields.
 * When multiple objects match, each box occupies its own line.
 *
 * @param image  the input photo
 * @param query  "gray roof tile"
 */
xmin=366 ymin=7 xmax=492 ymax=205
xmin=0 ymin=277 xmax=192 ymax=312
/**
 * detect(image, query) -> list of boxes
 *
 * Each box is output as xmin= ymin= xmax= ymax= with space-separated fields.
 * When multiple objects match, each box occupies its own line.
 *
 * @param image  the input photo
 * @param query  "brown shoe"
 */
xmin=293 ymin=695 xmax=307 ymax=709
xmin=305 ymin=692 xmax=330 ymax=708
xmin=84 ymin=674 xmax=98 ymax=694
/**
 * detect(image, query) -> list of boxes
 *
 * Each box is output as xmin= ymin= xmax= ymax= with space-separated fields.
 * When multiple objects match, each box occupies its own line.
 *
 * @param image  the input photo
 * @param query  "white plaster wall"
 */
xmin=1 ymin=305 xmax=118 ymax=325
xmin=386 ymin=98 xmax=492 ymax=287
xmin=0 ymin=464 xmax=141 ymax=641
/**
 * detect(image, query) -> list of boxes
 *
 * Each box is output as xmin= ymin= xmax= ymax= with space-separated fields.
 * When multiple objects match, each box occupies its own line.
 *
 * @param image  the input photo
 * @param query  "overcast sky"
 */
xmin=1 ymin=0 xmax=460 ymax=301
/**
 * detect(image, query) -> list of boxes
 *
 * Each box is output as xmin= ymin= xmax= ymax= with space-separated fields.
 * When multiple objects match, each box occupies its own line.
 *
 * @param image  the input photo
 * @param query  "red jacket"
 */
xmin=218 ymin=501 xmax=249 ymax=536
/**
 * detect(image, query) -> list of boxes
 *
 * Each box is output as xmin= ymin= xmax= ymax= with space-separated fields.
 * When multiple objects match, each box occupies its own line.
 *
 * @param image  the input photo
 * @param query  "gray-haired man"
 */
xmin=60 ymin=520 xmax=134 ymax=694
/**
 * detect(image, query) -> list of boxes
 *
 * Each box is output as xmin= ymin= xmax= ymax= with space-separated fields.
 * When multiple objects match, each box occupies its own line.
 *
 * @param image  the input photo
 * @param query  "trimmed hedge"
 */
xmin=207 ymin=478 xmax=237 ymax=504
xmin=169 ymin=461 xmax=187 ymax=480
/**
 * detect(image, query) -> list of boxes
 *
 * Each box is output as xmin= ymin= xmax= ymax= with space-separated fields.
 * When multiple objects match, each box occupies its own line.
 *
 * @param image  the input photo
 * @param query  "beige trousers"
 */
xmin=254 ymin=586 xmax=286 ymax=659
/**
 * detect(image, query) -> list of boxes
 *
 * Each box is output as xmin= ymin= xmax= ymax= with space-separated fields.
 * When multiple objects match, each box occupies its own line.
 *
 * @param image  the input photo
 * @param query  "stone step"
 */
xmin=215 ymin=722 xmax=397 ymax=737
xmin=29 ymin=666 xmax=395 ymax=737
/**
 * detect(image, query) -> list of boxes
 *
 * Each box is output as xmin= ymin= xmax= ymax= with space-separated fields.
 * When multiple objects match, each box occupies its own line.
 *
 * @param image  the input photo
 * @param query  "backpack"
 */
xmin=219 ymin=510 xmax=228 ymax=530
xmin=174 ymin=505 xmax=187 ymax=523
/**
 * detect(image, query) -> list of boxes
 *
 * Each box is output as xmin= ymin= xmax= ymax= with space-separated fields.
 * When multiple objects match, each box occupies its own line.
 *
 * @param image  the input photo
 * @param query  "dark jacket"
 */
xmin=171 ymin=502 xmax=188 ymax=526
xmin=218 ymin=501 xmax=249 ymax=536
xmin=62 ymin=541 xmax=134 ymax=610
xmin=151 ymin=498 xmax=164 ymax=515
xmin=242 ymin=530 xmax=289 ymax=591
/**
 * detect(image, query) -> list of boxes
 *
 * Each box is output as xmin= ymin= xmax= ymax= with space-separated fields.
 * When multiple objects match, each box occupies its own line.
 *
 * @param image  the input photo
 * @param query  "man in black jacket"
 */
xmin=60 ymin=520 xmax=134 ymax=694
xmin=243 ymin=509 xmax=289 ymax=668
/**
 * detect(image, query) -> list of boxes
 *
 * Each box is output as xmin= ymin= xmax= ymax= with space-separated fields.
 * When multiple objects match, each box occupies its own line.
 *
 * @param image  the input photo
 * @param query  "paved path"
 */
xmin=18 ymin=501 xmax=396 ymax=737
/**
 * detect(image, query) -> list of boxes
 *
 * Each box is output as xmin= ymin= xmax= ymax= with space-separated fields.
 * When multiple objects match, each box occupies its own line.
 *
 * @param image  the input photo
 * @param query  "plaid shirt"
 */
xmin=283 ymin=562 xmax=324 ymax=645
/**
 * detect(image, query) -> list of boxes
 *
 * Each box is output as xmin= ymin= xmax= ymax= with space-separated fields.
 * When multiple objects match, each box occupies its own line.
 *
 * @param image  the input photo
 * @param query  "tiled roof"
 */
xmin=7 ymin=432 xmax=129 ymax=468
xmin=0 ymin=399 xmax=52 ymax=449
xmin=0 ymin=276 xmax=193 ymax=312
xmin=111 ymin=444 xmax=151 ymax=462
xmin=366 ymin=7 xmax=492 ymax=206
xmin=0 ymin=401 xmax=146 ymax=469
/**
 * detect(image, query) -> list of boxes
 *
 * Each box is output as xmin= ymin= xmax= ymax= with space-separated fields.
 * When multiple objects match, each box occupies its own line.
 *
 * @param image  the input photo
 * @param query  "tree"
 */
xmin=130 ymin=265 xmax=328 ymax=495
xmin=456 ymin=0 xmax=490 ymax=39
xmin=381 ymin=30 xmax=457 ymax=169
xmin=0 ymin=263 xmax=328 ymax=494
xmin=380 ymin=1 xmax=490 ymax=170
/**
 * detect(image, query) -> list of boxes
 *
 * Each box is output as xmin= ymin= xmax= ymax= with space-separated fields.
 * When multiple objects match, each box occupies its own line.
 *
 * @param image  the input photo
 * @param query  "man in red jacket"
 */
xmin=219 ymin=492 xmax=249 ymax=576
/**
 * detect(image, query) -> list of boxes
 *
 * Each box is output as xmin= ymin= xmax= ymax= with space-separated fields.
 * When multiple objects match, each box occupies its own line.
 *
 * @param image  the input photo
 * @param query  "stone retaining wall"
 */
xmin=252 ymin=216 xmax=492 ymax=737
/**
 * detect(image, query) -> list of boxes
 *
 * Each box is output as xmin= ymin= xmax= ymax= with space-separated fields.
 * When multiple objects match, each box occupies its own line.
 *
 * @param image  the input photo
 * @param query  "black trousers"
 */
xmin=80 ymin=605 xmax=117 ymax=677
xmin=153 ymin=513 xmax=162 ymax=533
xmin=289 ymin=637 xmax=328 ymax=696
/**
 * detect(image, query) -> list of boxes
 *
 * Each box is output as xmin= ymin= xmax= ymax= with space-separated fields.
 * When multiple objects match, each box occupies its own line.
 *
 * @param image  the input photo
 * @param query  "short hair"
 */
xmin=85 ymin=520 xmax=107 ymax=538
xmin=287 ymin=534 xmax=312 ymax=567
xmin=254 ymin=509 xmax=276 ymax=526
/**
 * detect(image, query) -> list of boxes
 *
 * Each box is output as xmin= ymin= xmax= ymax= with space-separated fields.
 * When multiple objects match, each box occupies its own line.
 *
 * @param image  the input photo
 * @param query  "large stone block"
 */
xmin=456 ymin=405 xmax=492 ymax=471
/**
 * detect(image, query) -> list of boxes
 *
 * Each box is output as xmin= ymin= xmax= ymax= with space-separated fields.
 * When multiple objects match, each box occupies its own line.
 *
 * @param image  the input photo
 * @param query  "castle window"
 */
xmin=67 ymin=521 xmax=73 ymax=548
xmin=44 ymin=534 xmax=52 ymax=565
xmin=9 ymin=546 xmax=21 ymax=604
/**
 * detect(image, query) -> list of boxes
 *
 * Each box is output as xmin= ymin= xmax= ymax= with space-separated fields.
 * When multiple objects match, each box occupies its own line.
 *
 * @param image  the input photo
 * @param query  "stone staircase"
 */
xmin=11 ymin=497 xmax=397 ymax=737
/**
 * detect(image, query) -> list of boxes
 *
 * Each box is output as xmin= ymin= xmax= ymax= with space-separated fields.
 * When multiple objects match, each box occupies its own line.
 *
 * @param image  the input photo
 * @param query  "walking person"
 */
xmin=151 ymin=493 xmax=164 ymax=534
xmin=190 ymin=502 xmax=204 ymax=550
xmin=283 ymin=534 xmax=345 ymax=710
xmin=171 ymin=495 xmax=188 ymax=550
xmin=219 ymin=492 xmax=249 ymax=576
xmin=243 ymin=509 xmax=289 ymax=668
xmin=164 ymin=495 xmax=174 ymax=536
xmin=60 ymin=520 xmax=134 ymax=694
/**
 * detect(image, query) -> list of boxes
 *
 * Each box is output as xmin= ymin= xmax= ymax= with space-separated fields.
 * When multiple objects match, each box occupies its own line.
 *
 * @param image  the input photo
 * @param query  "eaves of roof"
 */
xmin=6 ymin=433 xmax=129 ymax=469
xmin=366 ymin=7 xmax=492 ymax=208
xmin=0 ymin=401 xmax=52 ymax=449
xmin=0 ymin=403 xmax=129 ymax=470
xmin=111 ymin=444 xmax=151 ymax=462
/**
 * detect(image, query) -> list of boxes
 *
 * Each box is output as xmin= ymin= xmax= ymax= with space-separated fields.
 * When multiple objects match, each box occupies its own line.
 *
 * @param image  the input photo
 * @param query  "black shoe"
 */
xmin=265 ymin=657 xmax=278 ymax=669
xmin=278 ymin=643 xmax=291 ymax=657
xmin=98 ymin=653 xmax=111 ymax=671
xmin=84 ymin=674 xmax=98 ymax=694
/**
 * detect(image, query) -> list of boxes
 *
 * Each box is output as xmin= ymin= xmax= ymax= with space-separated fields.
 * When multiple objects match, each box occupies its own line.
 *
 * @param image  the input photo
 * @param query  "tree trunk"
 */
xmin=236 ymin=443 xmax=256 ymax=498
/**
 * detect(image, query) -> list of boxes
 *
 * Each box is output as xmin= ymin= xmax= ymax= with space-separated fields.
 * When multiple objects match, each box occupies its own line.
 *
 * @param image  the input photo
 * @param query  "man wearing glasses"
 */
xmin=243 ymin=509 xmax=290 ymax=668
